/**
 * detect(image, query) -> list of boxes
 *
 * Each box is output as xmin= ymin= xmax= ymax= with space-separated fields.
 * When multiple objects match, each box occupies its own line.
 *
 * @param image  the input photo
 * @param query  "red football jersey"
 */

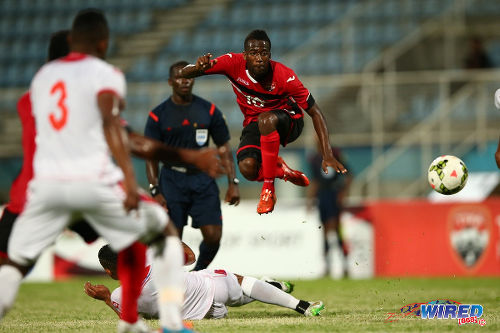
xmin=205 ymin=53 xmax=314 ymax=127
xmin=7 ymin=92 xmax=36 ymax=213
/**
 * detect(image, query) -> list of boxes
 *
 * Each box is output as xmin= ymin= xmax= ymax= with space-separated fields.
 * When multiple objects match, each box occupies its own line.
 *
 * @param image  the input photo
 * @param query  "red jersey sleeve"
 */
xmin=284 ymin=70 xmax=313 ymax=111
xmin=204 ymin=53 xmax=241 ymax=76
xmin=7 ymin=92 xmax=35 ymax=213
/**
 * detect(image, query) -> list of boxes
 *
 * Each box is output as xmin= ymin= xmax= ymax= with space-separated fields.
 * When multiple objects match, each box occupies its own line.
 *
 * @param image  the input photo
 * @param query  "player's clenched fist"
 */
xmin=196 ymin=53 xmax=217 ymax=72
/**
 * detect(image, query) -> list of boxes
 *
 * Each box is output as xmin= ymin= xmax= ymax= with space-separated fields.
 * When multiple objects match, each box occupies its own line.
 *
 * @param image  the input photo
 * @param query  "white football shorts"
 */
xmin=8 ymin=180 xmax=168 ymax=266
xmin=205 ymin=270 xmax=253 ymax=319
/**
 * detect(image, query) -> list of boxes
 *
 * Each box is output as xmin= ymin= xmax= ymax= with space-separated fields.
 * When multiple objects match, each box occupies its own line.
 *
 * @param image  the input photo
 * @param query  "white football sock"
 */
xmin=326 ymin=231 xmax=338 ymax=250
xmin=152 ymin=236 xmax=184 ymax=331
xmin=241 ymin=276 xmax=299 ymax=310
xmin=0 ymin=265 xmax=23 ymax=319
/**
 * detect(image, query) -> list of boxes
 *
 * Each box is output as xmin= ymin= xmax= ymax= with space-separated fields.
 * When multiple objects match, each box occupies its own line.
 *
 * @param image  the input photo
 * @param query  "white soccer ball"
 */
xmin=427 ymin=155 xmax=468 ymax=195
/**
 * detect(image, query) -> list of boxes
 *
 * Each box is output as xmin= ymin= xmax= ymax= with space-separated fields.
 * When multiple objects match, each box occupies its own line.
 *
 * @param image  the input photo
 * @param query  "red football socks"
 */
xmin=260 ymin=130 xmax=280 ymax=191
xmin=118 ymin=242 xmax=147 ymax=324
xmin=255 ymin=159 xmax=285 ymax=181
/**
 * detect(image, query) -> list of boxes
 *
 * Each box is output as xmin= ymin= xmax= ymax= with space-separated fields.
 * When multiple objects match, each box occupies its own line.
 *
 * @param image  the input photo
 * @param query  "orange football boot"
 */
xmin=277 ymin=156 xmax=310 ymax=187
xmin=257 ymin=188 xmax=277 ymax=214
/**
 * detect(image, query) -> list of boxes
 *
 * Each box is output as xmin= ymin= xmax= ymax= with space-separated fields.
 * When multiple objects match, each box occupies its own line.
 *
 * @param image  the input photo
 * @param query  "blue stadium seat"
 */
xmin=229 ymin=30 xmax=246 ymax=51
xmin=127 ymin=56 xmax=152 ymax=81
xmin=191 ymin=32 xmax=214 ymax=54
xmin=152 ymin=58 xmax=170 ymax=81
xmin=0 ymin=0 xmax=18 ymax=15
xmin=166 ymin=32 xmax=190 ymax=54
xmin=203 ymin=6 xmax=226 ymax=28
xmin=4 ymin=65 xmax=23 ymax=87
xmin=268 ymin=4 xmax=286 ymax=26
xmin=324 ymin=50 xmax=342 ymax=73
xmin=363 ymin=23 xmax=383 ymax=45
xmin=382 ymin=23 xmax=401 ymax=43
xmin=487 ymin=41 xmax=500 ymax=67
xmin=21 ymin=62 xmax=39 ymax=86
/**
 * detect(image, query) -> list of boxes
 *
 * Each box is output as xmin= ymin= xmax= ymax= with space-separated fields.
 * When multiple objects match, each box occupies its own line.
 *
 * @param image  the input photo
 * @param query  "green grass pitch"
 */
xmin=0 ymin=277 xmax=498 ymax=332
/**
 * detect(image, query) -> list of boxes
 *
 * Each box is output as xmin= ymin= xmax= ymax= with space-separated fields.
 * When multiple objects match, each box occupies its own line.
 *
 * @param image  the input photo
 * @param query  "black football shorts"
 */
xmin=236 ymin=109 xmax=304 ymax=163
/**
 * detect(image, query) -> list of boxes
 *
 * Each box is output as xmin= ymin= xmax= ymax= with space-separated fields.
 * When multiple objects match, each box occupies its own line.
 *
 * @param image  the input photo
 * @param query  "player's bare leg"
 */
xmin=193 ymin=225 xmax=221 ymax=271
xmin=238 ymin=157 xmax=260 ymax=180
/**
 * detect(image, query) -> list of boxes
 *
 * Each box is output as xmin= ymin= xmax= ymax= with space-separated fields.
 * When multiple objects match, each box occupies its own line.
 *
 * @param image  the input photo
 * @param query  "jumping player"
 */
xmin=145 ymin=61 xmax=239 ymax=271
xmin=180 ymin=29 xmax=347 ymax=214
xmin=85 ymin=245 xmax=325 ymax=320
xmin=0 ymin=10 xmax=192 ymax=333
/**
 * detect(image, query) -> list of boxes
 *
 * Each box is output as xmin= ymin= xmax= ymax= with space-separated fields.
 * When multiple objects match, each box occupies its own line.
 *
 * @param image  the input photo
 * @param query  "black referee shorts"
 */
xmin=236 ymin=109 xmax=304 ymax=163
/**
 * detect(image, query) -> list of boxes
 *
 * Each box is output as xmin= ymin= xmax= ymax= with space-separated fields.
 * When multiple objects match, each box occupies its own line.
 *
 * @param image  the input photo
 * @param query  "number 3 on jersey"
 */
xmin=49 ymin=81 xmax=68 ymax=130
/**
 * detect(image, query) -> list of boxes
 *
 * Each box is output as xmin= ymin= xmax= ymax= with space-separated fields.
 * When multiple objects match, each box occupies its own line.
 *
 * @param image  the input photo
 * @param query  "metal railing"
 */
xmin=348 ymin=71 xmax=499 ymax=201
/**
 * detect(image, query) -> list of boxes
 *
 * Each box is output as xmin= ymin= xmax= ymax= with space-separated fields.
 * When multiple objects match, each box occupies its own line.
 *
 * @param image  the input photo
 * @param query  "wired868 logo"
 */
xmin=386 ymin=299 xmax=486 ymax=326
xmin=421 ymin=303 xmax=486 ymax=326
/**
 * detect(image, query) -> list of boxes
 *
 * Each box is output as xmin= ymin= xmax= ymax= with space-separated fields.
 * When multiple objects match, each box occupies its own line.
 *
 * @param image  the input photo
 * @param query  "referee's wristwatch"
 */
xmin=149 ymin=184 xmax=160 ymax=197
xmin=232 ymin=177 xmax=240 ymax=185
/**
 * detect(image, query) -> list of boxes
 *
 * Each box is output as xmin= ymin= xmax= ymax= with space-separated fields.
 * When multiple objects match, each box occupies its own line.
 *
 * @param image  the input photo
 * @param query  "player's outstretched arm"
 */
xmin=84 ymin=282 xmax=120 ymax=317
xmin=179 ymin=53 xmax=217 ymax=78
xmin=130 ymin=132 xmax=225 ymax=179
xmin=98 ymin=93 xmax=139 ymax=212
xmin=305 ymin=103 xmax=347 ymax=174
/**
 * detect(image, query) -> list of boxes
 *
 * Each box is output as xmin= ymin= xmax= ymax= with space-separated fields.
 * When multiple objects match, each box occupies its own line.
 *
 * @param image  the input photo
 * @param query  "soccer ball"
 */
xmin=427 ymin=155 xmax=468 ymax=195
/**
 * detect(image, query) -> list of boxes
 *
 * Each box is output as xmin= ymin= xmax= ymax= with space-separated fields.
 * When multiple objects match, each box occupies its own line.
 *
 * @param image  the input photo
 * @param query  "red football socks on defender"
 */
xmin=260 ymin=130 xmax=280 ymax=192
xmin=118 ymin=242 xmax=147 ymax=324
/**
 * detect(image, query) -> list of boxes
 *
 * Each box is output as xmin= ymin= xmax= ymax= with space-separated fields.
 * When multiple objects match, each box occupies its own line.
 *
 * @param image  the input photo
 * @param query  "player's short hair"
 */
xmin=98 ymin=245 xmax=117 ymax=272
xmin=169 ymin=60 xmax=189 ymax=78
xmin=48 ymin=30 xmax=70 ymax=61
xmin=71 ymin=8 xmax=109 ymax=44
xmin=244 ymin=29 xmax=271 ymax=50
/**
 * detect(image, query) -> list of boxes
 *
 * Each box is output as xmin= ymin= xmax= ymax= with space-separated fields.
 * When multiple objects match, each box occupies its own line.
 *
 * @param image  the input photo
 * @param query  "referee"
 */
xmin=145 ymin=60 xmax=240 ymax=270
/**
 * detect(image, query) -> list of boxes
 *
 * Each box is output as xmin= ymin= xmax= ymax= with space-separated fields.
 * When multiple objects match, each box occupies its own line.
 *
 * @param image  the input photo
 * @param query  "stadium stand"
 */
xmin=1 ymin=0 xmax=500 ymax=200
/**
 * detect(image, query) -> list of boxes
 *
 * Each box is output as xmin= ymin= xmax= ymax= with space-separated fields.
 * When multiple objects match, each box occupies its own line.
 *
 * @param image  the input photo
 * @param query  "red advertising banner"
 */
xmin=371 ymin=198 xmax=500 ymax=276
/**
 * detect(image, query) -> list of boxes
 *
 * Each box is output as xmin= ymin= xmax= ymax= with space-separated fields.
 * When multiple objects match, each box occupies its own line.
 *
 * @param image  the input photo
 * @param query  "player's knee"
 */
xmin=257 ymin=112 xmax=278 ymax=134
xmin=202 ymin=227 xmax=222 ymax=245
xmin=238 ymin=158 xmax=259 ymax=180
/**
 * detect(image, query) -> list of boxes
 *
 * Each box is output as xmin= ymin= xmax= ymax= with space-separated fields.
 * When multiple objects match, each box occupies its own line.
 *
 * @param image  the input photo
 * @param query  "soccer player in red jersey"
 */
xmin=180 ymin=30 xmax=347 ymax=214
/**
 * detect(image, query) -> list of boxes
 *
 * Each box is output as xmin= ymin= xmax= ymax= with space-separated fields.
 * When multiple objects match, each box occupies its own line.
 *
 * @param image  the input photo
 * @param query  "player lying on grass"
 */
xmin=85 ymin=245 xmax=325 ymax=320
